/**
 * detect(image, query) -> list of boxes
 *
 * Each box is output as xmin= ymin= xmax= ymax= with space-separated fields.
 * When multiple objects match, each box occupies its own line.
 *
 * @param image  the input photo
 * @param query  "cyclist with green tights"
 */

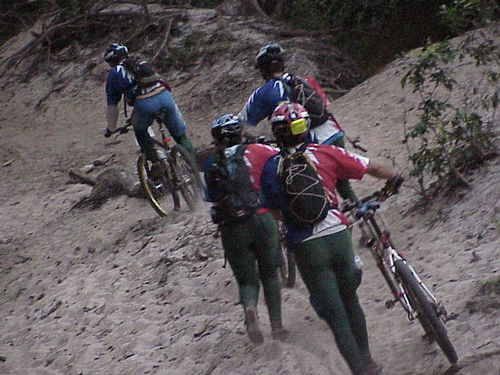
xmin=203 ymin=114 xmax=286 ymax=345
xmin=259 ymin=102 xmax=403 ymax=375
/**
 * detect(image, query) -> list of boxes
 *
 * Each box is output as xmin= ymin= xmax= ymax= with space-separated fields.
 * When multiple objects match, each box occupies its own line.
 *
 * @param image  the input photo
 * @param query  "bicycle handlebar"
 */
xmin=243 ymin=135 xmax=277 ymax=146
xmin=340 ymin=188 xmax=395 ymax=214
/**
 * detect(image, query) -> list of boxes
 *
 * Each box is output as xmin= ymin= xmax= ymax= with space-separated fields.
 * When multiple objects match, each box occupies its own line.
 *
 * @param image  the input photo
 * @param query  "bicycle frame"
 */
xmin=347 ymin=198 xmax=445 ymax=323
xmin=152 ymin=121 xmax=172 ymax=151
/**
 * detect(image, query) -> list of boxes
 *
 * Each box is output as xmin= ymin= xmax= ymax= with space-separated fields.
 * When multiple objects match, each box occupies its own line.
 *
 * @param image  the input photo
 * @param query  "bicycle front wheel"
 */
xmin=137 ymin=154 xmax=180 ymax=217
xmin=170 ymin=145 xmax=202 ymax=210
xmin=395 ymin=260 xmax=458 ymax=364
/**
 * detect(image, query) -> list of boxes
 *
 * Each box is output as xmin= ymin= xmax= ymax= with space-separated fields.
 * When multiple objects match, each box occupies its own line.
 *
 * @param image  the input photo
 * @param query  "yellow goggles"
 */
xmin=290 ymin=118 xmax=307 ymax=135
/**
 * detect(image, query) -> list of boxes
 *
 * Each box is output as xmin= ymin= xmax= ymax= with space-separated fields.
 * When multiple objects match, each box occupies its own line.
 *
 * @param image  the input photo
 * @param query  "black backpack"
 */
xmin=278 ymin=144 xmax=330 ymax=227
xmin=206 ymin=145 xmax=259 ymax=224
xmin=122 ymin=55 xmax=161 ymax=87
xmin=279 ymin=74 xmax=331 ymax=128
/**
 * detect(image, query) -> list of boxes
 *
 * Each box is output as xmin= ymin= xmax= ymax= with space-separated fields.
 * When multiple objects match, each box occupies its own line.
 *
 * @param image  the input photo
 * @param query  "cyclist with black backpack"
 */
xmin=238 ymin=43 xmax=359 ymax=203
xmin=103 ymin=43 xmax=195 ymax=178
xmin=258 ymin=102 xmax=403 ymax=375
xmin=203 ymin=114 xmax=287 ymax=345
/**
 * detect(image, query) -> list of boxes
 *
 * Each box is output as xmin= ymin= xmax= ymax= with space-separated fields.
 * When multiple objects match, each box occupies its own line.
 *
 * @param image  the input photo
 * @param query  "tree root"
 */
xmin=70 ymin=168 xmax=144 ymax=209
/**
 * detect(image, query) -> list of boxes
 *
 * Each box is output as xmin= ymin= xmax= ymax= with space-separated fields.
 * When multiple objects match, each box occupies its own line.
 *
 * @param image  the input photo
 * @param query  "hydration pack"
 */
xmin=279 ymin=74 xmax=331 ymax=128
xmin=278 ymin=144 xmax=330 ymax=227
xmin=122 ymin=55 xmax=161 ymax=87
xmin=207 ymin=145 xmax=259 ymax=224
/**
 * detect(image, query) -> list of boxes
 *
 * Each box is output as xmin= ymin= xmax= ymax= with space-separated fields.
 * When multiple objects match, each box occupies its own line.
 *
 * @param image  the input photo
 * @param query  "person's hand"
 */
xmin=384 ymin=173 xmax=404 ymax=194
xmin=104 ymin=127 xmax=113 ymax=138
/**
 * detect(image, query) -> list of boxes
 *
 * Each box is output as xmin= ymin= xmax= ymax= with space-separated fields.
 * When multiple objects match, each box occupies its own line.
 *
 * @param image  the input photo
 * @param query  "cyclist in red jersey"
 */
xmin=259 ymin=102 xmax=403 ymax=375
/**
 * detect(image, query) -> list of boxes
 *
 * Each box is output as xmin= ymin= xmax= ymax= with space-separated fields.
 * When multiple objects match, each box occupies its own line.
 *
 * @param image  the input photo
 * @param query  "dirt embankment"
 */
xmin=0 ymin=7 xmax=498 ymax=375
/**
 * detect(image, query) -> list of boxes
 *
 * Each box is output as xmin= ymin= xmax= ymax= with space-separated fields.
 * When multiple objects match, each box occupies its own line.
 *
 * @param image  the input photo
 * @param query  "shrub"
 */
xmin=401 ymin=25 xmax=498 ymax=197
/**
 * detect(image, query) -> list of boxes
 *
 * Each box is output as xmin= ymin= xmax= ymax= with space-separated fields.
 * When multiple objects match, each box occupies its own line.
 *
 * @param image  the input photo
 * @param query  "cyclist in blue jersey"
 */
xmin=103 ymin=43 xmax=195 ymax=177
xmin=239 ymin=43 xmax=358 ymax=202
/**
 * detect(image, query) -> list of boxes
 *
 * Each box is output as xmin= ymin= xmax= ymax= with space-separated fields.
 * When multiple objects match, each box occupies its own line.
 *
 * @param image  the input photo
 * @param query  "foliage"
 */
xmin=0 ymin=0 xmax=53 ymax=45
xmin=439 ymin=0 xmax=500 ymax=34
xmin=156 ymin=25 xmax=235 ymax=73
xmin=399 ymin=0 xmax=499 ymax=198
xmin=53 ymin=0 xmax=99 ymax=21
xmin=401 ymin=34 xmax=498 ymax=196
xmin=276 ymin=0 xmax=455 ymax=74
xmin=2 ymin=0 xmax=496 ymax=77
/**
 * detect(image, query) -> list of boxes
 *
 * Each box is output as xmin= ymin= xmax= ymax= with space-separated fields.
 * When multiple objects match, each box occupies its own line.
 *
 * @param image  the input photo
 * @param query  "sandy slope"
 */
xmin=0 ymin=10 xmax=498 ymax=375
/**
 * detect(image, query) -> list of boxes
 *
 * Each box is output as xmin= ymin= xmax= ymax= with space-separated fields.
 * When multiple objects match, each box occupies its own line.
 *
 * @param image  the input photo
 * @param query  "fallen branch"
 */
xmin=69 ymin=169 xmax=97 ymax=186
xmin=71 ymin=168 xmax=145 ymax=209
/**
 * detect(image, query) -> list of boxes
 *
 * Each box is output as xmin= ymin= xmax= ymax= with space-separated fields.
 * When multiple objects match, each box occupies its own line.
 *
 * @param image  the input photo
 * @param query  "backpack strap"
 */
xmin=235 ymin=144 xmax=247 ymax=158
xmin=219 ymin=144 xmax=247 ymax=175
xmin=277 ymin=73 xmax=294 ymax=100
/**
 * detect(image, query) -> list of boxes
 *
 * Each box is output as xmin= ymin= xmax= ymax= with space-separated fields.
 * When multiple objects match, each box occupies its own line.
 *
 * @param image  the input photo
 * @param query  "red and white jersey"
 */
xmin=238 ymin=143 xmax=279 ymax=195
xmin=260 ymin=143 xmax=369 ymax=245
xmin=304 ymin=144 xmax=369 ymax=207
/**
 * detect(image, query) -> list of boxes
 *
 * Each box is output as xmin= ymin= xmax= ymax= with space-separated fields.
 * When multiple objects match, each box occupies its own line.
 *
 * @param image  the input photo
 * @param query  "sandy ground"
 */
xmin=0 ymin=10 xmax=499 ymax=375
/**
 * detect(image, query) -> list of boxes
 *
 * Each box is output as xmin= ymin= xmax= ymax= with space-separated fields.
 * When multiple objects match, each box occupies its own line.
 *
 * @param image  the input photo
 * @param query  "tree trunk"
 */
xmin=140 ymin=0 xmax=152 ymax=22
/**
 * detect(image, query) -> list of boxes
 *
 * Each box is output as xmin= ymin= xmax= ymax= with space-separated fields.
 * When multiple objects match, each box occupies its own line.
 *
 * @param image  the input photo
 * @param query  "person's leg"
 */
xmin=131 ymin=107 xmax=157 ymax=162
xmin=252 ymin=213 xmax=284 ymax=338
xmin=333 ymin=230 xmax=380 ymax=373
xmin=220 ymin=217 xmax=263 ymax=343
xmin=328 ymin=230 xmax=370 ymax=353
xmin=155 ymin=90 xmax=196 ymax=158
xmin=220 ymin=220 xmax=260 ymax=307
xmin=293 ymin=233 xmax=366 ymax=375
xmin=172 ymin=133 xmax=195 ymax=158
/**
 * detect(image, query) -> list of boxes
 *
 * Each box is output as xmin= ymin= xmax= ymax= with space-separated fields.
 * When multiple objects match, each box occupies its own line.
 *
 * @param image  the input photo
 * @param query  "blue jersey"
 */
xmin=238 ymin=78 xmax=288 ymax=126
xmin=239 ymin=76 xmax=343 ymax=144
xmin=105 ymin=65 xmax=136 ymax=105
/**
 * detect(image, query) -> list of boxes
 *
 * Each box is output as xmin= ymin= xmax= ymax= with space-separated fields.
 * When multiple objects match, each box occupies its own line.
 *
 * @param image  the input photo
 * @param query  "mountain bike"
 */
xmin=115 ymin=111 xmax=203 ymax=217
xmin=277 ymin=221 xmax=296 ymax=288
xmin=341 ymin=188 xmax=458 ymax=364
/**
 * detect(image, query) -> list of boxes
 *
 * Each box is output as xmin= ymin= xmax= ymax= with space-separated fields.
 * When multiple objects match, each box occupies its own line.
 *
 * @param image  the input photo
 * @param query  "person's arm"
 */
xmin=365 ymin=160 xmax=396 ymax=179
xmin=366 ymin=160 xmax=404 ymax=193
xmin=106 ymin=104 xmax=119 ymax=132
xmin=238 ymin=81 xmax=286 ymax=127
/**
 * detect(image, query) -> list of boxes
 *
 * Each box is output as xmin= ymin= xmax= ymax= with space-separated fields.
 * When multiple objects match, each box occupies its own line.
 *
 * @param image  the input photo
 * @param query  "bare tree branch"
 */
xmin=152 ymin=17 xmax=173 ymax=63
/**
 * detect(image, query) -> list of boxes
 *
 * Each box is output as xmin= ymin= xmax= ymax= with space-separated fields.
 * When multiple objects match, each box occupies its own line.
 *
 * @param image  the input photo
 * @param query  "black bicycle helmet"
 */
xmin=254 ymin=43 xmax=285 ymax=69
xmin=104 ymin=43 xmax=129 ymax=65
xmin=211 ymin=114 xmax=243 ymax=147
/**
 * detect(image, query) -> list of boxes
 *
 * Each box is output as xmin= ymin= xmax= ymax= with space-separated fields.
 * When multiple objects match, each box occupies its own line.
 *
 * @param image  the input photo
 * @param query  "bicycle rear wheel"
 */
xmin=170 ymin=145 xmax=203 ymax=210
xmin=395 ymin=260 xmax=458 ymax=364
xmin=137 ymin=154 xmax=180 ymax=216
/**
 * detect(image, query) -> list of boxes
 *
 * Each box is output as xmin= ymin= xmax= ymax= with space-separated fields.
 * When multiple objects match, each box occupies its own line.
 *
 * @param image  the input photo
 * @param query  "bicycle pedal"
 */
xmin=443 ymin=311 xmax=459 ymax=322
xmin=366 ymin=238 xmax=376 ymax=247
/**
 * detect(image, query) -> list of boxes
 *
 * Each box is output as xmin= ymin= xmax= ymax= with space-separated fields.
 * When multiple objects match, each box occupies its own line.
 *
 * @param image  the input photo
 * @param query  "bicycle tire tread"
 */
xmin=395 ymin=260 xmax=458 ymax=364
xmin=137 ymin=154 xmax=180 ymax=216
xmin=171 ymin=145 xmax=202 ymax=210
